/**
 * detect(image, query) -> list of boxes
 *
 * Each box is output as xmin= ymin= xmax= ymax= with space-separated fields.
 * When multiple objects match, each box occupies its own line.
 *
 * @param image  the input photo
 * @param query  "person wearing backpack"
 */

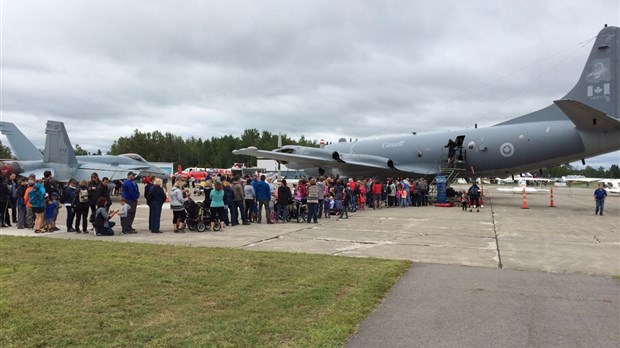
xmin=468 ymin=182 xmax=481 ymax=212
xmin=29 ymin=179 xmax=46 ymax=233
xmin=73 ymin=180 xmax=91 ymax=233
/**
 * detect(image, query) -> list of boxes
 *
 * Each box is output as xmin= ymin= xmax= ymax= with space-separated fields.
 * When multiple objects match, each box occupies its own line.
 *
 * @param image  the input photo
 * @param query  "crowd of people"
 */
xmin=0 ymin=169 xmax=608 ymax=236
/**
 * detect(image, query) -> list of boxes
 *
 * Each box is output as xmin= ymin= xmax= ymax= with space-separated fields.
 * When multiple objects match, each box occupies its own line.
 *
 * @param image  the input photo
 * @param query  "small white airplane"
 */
xmin=497 ymin=179 xmax=550 ymax=193
xmin=601 ymin=179 xmax=620 ymax=194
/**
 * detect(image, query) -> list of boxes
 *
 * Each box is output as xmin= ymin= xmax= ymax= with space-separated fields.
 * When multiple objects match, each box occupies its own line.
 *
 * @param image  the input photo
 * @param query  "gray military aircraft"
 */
xmin=0 ymin=120 xmax=169 ymax=182
xmin=233 ymin=25 xmax=620 ymax=179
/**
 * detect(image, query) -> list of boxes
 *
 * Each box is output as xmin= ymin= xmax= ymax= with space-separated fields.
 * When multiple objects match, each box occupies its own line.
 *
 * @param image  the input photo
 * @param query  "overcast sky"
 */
xmin=1 ymin=0 xmax=619 ymax=169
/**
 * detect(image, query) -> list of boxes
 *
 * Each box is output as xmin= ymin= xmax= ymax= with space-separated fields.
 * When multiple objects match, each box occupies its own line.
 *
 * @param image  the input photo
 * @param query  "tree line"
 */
xmin=107 ymin=129 xmax=317 ymax=169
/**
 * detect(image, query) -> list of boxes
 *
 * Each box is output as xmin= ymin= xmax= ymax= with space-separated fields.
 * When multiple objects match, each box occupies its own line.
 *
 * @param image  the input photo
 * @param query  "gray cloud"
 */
xmin=2 ymin=0 xmax=619 ymax=167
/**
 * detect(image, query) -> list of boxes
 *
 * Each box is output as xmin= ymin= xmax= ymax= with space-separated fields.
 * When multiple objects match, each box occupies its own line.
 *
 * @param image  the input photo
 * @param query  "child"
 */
xmin=51 ymin=192 xmax=61 ymax=231
xmin=460 ymin=191 xmax=468 ymax=211
xmin=44 ymin=193 xmax=60 ymax=232
xmin=118 ymin=197 xmax=131 ymax=234
xmin=358 ymin=185 xmax=366 ymax=211
xmin=324 ymin=195 xmax=333 ymax=218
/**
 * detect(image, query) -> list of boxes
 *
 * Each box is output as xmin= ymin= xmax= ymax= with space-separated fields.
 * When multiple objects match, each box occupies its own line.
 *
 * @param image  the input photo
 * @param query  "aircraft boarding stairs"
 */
xmin=427 ymin=149 xmax=467 ymax=204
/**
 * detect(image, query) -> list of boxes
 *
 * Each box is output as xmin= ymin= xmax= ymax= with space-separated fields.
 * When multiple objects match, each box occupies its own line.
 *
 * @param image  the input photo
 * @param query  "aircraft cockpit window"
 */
xmin=120 ymin=153 xmax=147 ymax=162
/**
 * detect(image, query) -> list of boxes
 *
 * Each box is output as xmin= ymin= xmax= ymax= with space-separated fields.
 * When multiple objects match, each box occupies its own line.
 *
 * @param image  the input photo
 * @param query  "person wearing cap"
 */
xmin=121 ymin=171 xmax=139 ymax=232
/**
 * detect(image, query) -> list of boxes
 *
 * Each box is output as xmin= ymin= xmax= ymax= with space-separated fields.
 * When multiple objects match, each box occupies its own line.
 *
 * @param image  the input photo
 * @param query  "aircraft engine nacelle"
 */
xmin=0 ymin=161 xmax=24 ymax=177
xmin=337 ymin=153 xmax=395 ymax=169
xmin=277 ymin=146 xmax=343 ymax=163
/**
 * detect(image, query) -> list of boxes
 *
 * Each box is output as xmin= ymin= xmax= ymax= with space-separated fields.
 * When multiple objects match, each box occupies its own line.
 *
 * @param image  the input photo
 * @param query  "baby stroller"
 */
xmin=185 ymin=198 xmax=221 ymax=232
xmin=288 ymin=200 xmax=308 ymax=223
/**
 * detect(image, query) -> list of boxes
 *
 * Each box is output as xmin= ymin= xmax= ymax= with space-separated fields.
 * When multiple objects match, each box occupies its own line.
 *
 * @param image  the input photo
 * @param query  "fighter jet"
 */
xmin=0 ymin=120 xmax=169 ymax=182
xmin=233 ymin=25 xmax=620 ymax=179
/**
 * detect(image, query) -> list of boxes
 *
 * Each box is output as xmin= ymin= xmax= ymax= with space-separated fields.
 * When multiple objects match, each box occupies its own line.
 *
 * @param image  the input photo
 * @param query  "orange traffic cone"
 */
xmin=549 ymin=187 xmax=556 ymax=208
xmin=521 ymin=187 xmax=529 ymax=209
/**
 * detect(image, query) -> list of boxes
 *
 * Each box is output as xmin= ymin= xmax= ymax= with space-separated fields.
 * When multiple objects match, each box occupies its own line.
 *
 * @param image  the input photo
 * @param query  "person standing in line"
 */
xmin=146 ymin=178 xmax=167 ymax=233
xmin=594 ymin=183 xmax=607 ymax=216
xmin=24 ymin=175 xmax=36 ymax=229
xmin=243 ymin=178 xmax=256 ymax=223
xmin=468 ymin=182 xmax=481 ymax=212
xmin=169 ymin=180 xmax=188 ymax=233
xmin=121 ymin=172 xmax=139 ymax=232
xmin=222 ymin=181 xmax=233 ymax=226
xmin=316 ymin=177 xmax=325 ymax=219
xmin=231 ymin=176 xmax=248 ymax=225
xmin=29 ymin=179 xmax=46 ymax=233
xmin=16 ymin=177 xmax=28 ymax=229
xmin=0 ymin=174 xmax=10 ymax=227
xmin=209 ymin=180 xmax=226 ymax=231
xmin=276 ymin=179 xmax=292 ymax=222
xmin=254 ymin=175 xmax=272 ymax=224
xmin=371 ymin=179 xmax=383 ymax=210
xmin=9 ymin=173 xmax=18 ymax=224
xmin=306 ymin=179 xmax=319 ymax=223
xmin=63 ymin=179 xmax=78 ymax=232
xmin=73 ymin=180 xmax=91 ymax=233
xmin=87 ymin=173 xmax=102 ymax=224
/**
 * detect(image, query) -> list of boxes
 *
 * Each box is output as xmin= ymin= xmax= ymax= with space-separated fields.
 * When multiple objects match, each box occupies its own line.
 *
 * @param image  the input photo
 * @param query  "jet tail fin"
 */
xmin=43 ymin=121 xmax=78 ymax=165
xmin=0 ymin=122 xmax=43 ymax=161
xmin=562 ymin=25 xmax=619 ymax=119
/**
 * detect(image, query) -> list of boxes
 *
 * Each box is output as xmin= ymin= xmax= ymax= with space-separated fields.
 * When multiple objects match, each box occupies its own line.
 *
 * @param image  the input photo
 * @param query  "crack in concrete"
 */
xmin=487 ymin=192 xmax=504 ymax=269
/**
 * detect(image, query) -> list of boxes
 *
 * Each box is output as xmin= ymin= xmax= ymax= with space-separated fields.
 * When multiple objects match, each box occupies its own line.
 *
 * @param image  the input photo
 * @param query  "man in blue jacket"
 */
xmin=121 ymin=172 xmax=139 ymax=233
xmin=594 ymin=183 xmax=607 ymax=216
xmin=254 ymin=175 xmax=272 ymax=224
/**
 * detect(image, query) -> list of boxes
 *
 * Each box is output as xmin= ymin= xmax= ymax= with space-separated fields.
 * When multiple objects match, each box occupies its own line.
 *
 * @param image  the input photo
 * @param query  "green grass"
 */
xmin=0 ymin=236 xmax=409 ymax=347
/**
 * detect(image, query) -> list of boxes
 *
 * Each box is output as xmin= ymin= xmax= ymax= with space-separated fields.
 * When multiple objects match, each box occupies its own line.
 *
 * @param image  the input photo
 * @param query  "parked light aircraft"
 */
xmin=233 ymin=25 xmax=620 ymax=179
xmin=496 ymin=180 xmax=550 ymax=194
xmin=0 ymin=120 xmax=169 ymax=182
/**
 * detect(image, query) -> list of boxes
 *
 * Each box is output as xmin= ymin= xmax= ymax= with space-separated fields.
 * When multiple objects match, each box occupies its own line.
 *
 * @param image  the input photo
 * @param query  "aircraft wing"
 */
xmin=233 ymin=146 xmax=438 ymax=175
xmin=233 ymin=147 xmax=340 ymax=167
xmin=74 ymin=163 xmax=151 ymax=181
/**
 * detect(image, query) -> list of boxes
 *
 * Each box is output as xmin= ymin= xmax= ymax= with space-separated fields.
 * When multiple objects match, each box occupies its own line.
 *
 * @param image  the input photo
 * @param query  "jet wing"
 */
xmin=233 ymin=147 xmax=341 ymax=168
xmin=233 ymin=147 xmax=439 ymax=175
xmin=74 ymin=163 xmax=151 ymax=181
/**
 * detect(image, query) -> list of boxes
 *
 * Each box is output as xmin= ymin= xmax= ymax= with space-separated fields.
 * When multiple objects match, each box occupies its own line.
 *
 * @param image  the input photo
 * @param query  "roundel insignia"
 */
xmin=500 ymin=142 xmax=514 ymax=157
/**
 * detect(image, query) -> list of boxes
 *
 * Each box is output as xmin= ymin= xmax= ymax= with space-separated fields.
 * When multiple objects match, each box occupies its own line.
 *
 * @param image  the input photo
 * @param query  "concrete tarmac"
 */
xmin=2 ymin=185 xmax=619 ymax=346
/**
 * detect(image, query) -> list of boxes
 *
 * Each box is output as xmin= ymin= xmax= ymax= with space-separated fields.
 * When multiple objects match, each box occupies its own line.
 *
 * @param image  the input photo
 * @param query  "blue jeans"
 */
xmin=595 ymin=199 xmax=605 ymax=215
xmin=149 ymin=203 xmax=162 ymax=232
xmin=306 ymin=203 xmax=318 ymax=223
xmin=277 ymin=203 xmax=288 ymax=221
xmin=258 ymin=199 xmax=271 ymax=223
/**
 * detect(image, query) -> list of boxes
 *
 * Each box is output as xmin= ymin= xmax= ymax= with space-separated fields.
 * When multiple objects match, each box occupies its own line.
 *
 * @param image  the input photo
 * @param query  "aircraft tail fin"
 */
xmin=562 ymin=25 xmax=619 ymax=119
xmin=0 ymin=122 xmax=43 ymax=161
xmin=43 ymin=121 xmax=78 ymax=165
